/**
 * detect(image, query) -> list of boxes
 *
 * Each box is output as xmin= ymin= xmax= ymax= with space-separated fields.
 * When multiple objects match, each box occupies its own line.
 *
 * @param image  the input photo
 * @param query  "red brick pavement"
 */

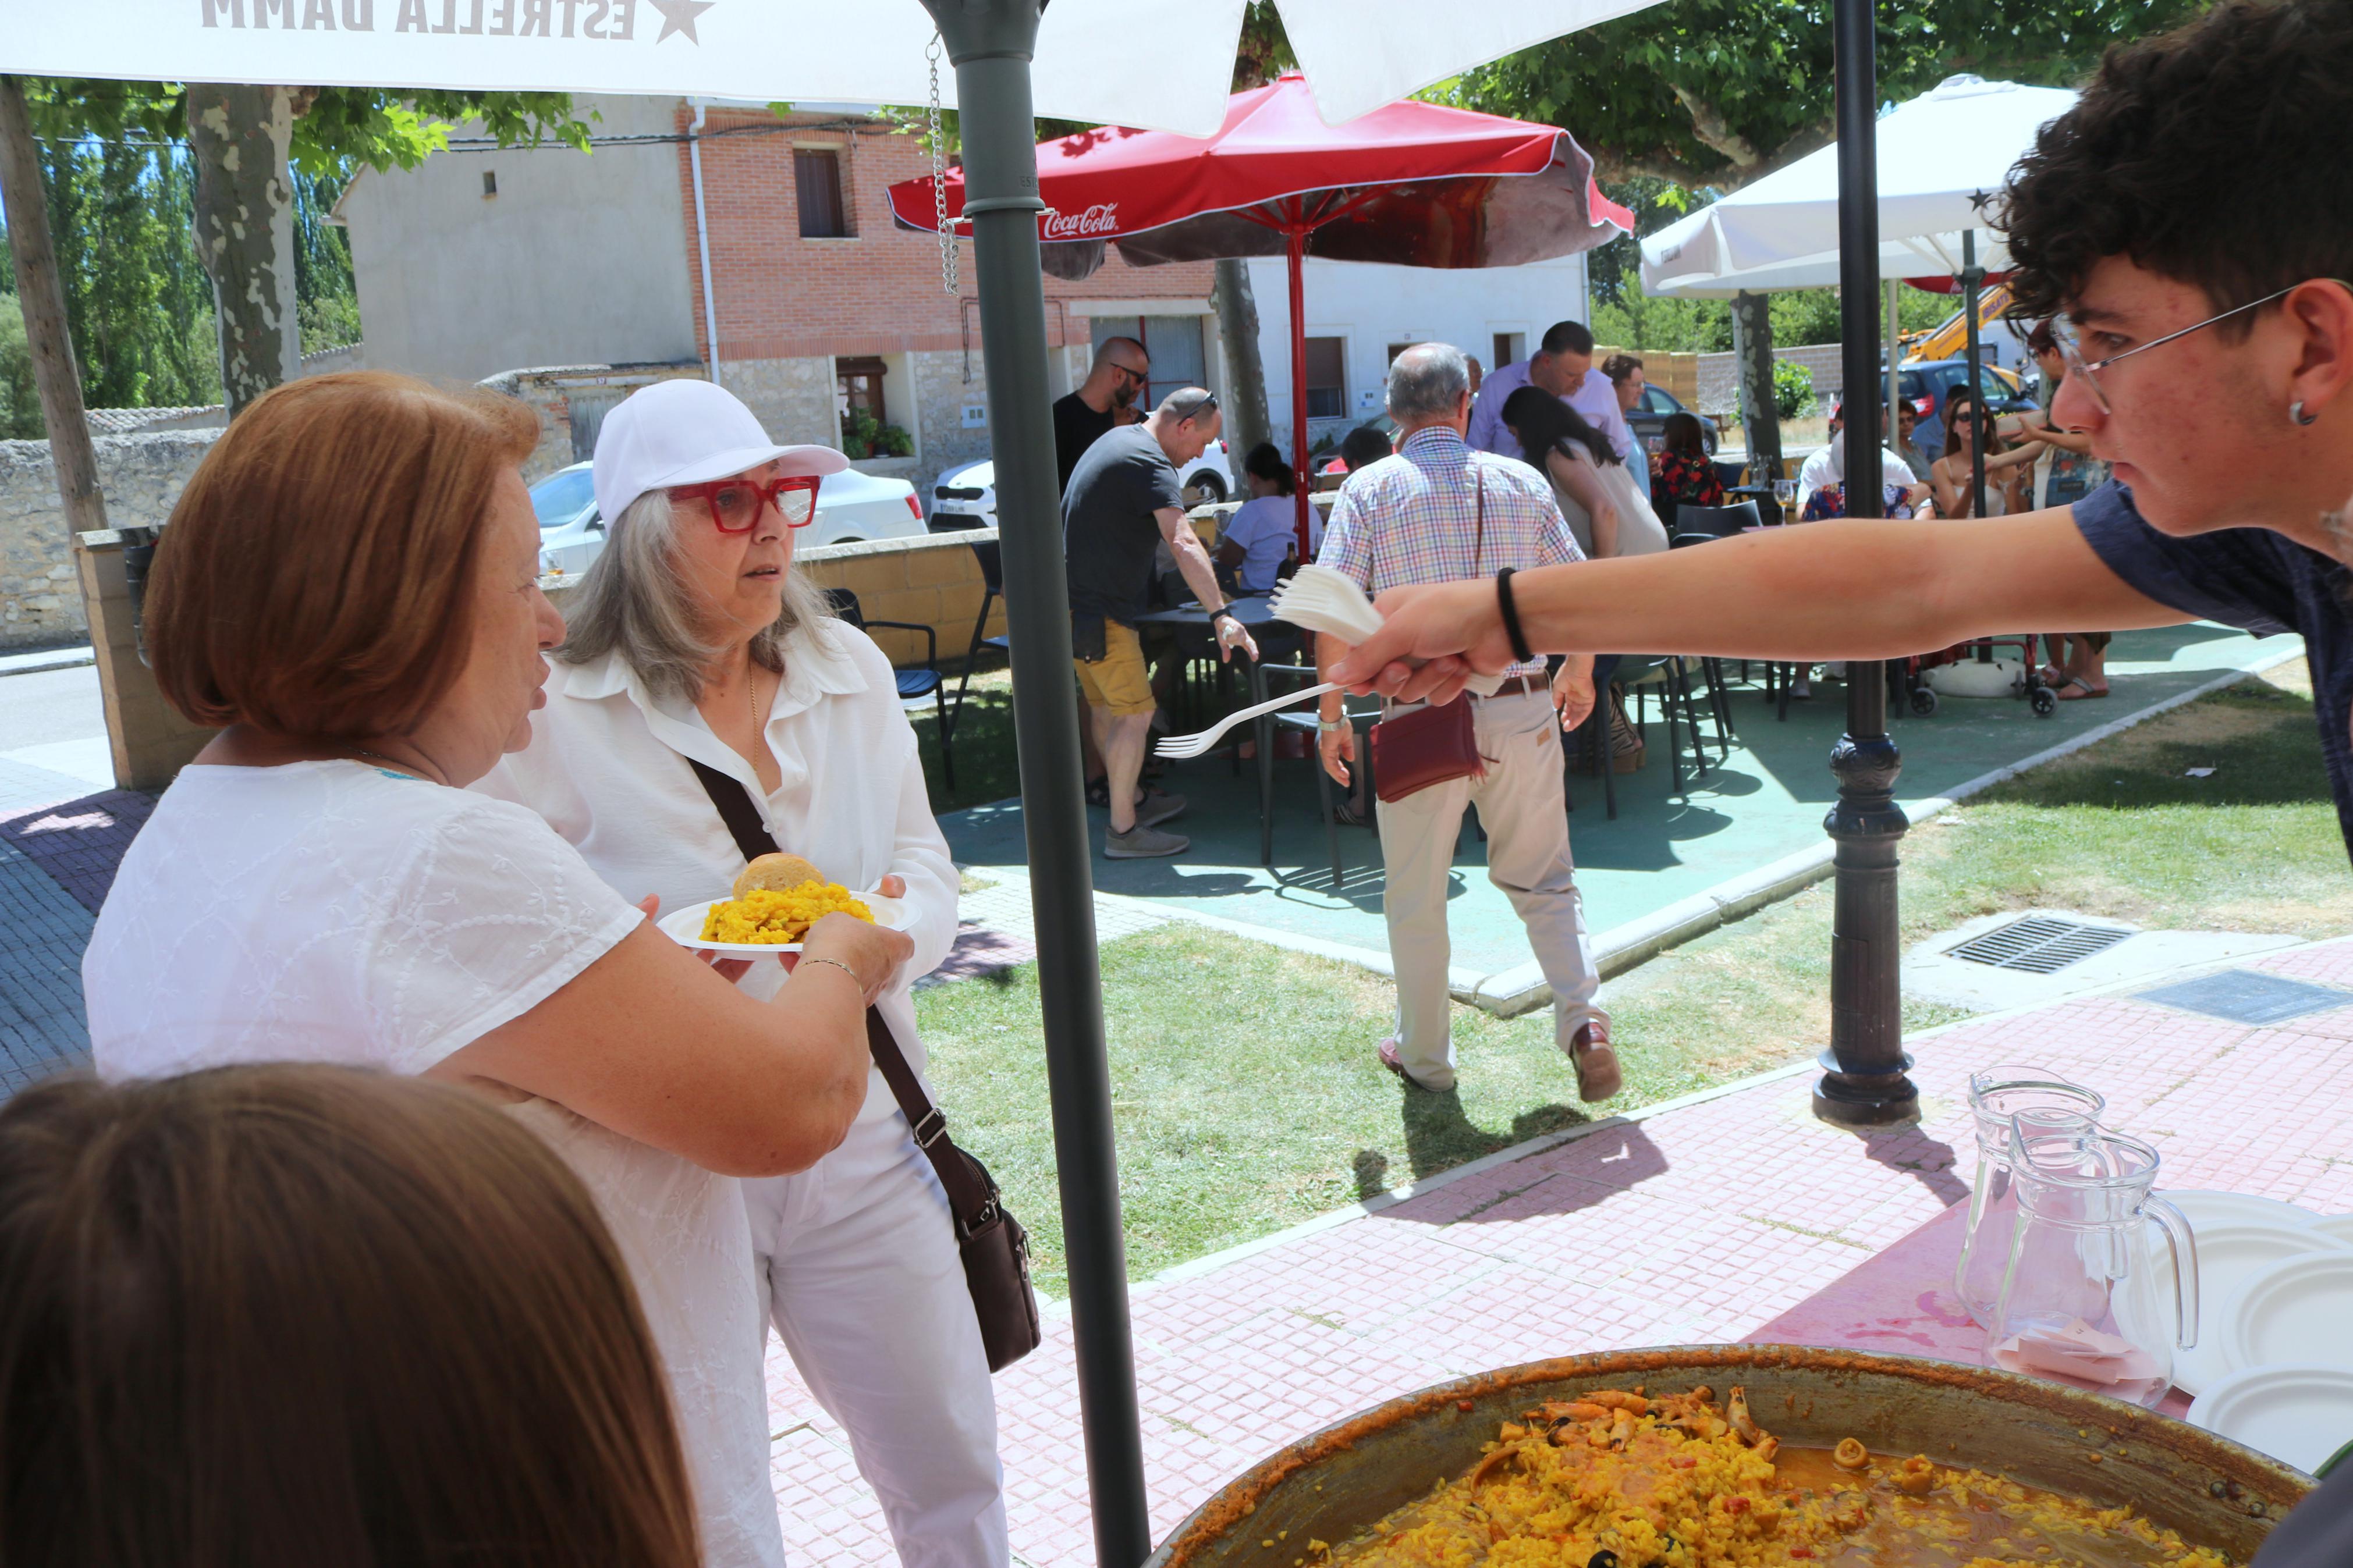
xmin=757 ymin=939 xmax=2353 ymax=1565
xmin=0 ymin=789 xmax=158 ymax=913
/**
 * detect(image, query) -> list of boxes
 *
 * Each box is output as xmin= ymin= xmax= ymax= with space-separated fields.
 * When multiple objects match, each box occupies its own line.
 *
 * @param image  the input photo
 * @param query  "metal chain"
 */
xmin=927 ymin=33 xmax=959 ymax=298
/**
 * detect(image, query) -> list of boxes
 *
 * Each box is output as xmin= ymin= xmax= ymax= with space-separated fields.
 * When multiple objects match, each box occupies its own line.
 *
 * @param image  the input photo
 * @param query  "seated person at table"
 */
xmin=1797 ymin=429 xmax=1933 ymax=519
xmin=1651 ymin=412 xmax=1727 ymax=512
xmin=1326 ymin=0 xmax=2353 ymax=861
xmin=1218 ymin=442 xmax=1298 ymax=593
xmin=1930 ymin=386 xmax=2043 ymax=518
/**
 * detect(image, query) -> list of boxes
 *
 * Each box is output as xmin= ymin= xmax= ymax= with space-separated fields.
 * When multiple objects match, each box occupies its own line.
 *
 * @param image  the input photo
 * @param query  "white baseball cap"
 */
xmin=591 ymin=379 xmax=850 ymax=523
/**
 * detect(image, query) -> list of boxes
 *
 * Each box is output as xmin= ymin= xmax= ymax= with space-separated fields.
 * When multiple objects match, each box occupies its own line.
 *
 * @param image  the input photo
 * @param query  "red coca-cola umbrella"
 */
xmin=888 ymin=74 xmax=1634 ymax=553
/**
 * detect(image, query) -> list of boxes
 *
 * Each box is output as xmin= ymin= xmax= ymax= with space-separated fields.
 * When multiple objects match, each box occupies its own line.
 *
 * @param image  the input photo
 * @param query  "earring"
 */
xmin=2291 ymin=400 xmax=2320 ymax=426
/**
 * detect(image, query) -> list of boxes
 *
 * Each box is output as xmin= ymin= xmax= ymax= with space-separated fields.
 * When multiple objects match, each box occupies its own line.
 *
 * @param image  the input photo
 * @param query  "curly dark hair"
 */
xmin=1996 ymin=0 xmax=2353 ymax=329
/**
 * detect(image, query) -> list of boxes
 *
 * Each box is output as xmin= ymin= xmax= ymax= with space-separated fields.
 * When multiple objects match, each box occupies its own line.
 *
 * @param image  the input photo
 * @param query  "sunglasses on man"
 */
xmin=666 ymin=474 xmax=821 ymax=533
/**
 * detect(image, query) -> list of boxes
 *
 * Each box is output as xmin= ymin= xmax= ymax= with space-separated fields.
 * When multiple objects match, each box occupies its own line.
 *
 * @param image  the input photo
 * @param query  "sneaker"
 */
xmin=1136 ymin=790 xmax=1188 ymax=827
xmin=1105 ymin=823 xmax=1190 ymax=859
xmin=1569 ymin=1021 xmax=1622 ymax=1103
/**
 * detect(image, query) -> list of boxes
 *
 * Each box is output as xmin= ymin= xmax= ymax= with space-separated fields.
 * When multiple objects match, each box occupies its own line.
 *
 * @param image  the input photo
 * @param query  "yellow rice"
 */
xmin=700 ymin=881 xmax=872 ymax=945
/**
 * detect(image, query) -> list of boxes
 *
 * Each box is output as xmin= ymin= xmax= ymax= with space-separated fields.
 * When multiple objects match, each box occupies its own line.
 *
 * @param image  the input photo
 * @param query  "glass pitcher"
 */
xmin=1989 ymin=1110 xmax=2199 ymax=1408
xmin=1954 ymin=1065 xmax=2109 ymax=1329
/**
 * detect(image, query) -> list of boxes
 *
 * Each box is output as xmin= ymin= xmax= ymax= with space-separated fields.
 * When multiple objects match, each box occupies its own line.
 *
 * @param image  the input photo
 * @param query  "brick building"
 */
xmin=337 ymin=95 xmax=1221 ymax=491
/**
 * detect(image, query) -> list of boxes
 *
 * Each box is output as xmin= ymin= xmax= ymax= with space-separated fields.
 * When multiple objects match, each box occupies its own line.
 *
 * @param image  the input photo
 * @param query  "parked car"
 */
xmin=929 ymin=436 xmax=1239 ymax=531
xmin=533 ymin=459 xmax=925 ymax=575
xmin=1896 ymin=360 xmax=2037 ymax=461
xmin=1625 ymin=383 xmax=1720 ymax=457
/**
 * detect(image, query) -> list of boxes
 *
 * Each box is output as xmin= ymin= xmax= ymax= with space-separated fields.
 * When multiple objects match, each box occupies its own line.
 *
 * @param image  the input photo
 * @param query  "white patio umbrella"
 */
xmin=8 ymin=0 xmax=1665 ymax=137
xmin=5 ymin=5 xmax=1671 ymax=1565
xmin=1636 ymin=76 xmax=2077 ymax=297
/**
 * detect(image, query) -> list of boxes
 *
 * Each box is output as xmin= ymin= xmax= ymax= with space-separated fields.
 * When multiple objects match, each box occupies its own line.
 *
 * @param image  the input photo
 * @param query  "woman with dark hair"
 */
xmin=1652 ymin=412 xmax=1726 ymax=512
xmin=1501 ymin=384 xmax=1667 ymax=559
xmin=84 ymin=371 xmax=910 ymax=1568
xmin=0 ymin=1064 xmax=699 ymax=1566
xmin=1218 ymin=439 xmax=1300 ymax=592
xmin=1930 ymin=385 xmax=2043 ymax=518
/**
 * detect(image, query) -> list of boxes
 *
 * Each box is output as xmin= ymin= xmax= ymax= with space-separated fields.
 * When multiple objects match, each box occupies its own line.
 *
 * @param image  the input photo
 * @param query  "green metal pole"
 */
xmin=917 ymin=3 xmax=1152 ymax=1563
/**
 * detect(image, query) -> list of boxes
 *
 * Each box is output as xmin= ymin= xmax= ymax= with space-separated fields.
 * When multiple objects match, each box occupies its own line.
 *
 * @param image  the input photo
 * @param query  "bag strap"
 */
xmin=682 ymin=757 xmax=996 ymax=1232
xmin=1471 ymin=470 xmax=1486 ymax=577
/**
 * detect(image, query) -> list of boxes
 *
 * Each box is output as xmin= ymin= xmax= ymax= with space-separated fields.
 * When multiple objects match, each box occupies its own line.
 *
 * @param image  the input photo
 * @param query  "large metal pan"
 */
xmin=1145 ymin=1345 xmax=2312 ymax=1566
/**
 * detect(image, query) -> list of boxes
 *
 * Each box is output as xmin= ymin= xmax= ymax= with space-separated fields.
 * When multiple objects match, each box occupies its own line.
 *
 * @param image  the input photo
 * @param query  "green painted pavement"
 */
xmin=938 ymin=624 xmax=2303 ymax=975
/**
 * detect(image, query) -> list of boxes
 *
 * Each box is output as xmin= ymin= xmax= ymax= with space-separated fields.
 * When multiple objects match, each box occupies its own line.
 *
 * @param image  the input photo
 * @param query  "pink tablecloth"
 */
xmin=1747 ymin=1200 xmax=2192 ymax=1417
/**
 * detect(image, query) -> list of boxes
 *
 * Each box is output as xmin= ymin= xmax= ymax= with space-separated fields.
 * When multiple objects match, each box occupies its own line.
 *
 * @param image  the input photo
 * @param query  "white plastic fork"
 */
xmin=1154 ymin=682 xmax=1343 ymax=760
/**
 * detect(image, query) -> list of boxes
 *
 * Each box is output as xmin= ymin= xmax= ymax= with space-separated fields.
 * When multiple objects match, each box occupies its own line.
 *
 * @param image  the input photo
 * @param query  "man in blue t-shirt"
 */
xmin=1321 ymin=0 xmax=2353 ymax=862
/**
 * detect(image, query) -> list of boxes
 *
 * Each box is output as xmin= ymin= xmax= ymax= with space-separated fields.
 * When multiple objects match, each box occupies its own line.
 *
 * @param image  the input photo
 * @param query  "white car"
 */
xmin=929 ymin=438 xmax=1238 ymax=530
xmin=533 ymin=460 xmax=925 ymax=575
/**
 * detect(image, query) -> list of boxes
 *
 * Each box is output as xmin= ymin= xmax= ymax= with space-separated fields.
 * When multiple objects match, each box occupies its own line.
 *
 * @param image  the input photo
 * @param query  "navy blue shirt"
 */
xmin=2073 ymin=482 xmax=2353 ymax=859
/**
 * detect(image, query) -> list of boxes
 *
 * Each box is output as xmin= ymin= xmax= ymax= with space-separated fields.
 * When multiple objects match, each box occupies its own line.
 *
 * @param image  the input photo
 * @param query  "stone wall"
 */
xmin=910 ymin=348 xmax=992 ymax=479
xmin=723 ymin=356 xmax=840 ymax=451
xmin=793 ymin=528 xmax=1004 ymax=671
xmin=1 ymin=432 xmax=219 ymax=650
xmin=1697 ymin=342 xmax=1848 ymax=418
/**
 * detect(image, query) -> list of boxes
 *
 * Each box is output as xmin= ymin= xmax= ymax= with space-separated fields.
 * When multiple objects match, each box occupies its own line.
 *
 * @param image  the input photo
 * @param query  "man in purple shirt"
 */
xmin=1467 ymin=319 xmax=1637 ymax=475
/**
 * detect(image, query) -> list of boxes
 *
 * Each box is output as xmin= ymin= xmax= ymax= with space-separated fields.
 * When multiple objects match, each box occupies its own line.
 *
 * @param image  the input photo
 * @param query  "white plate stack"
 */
xmin=2166 ymin=1191 xmax=2353 ymax=1475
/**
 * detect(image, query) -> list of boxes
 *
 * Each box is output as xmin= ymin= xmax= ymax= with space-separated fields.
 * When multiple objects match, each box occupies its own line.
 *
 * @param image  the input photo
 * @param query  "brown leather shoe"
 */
xmin=1569 ymin=1021 xmax=1622 ymax=1103
xmin=1377 ymin=1039 xmax=1444 ymax=1093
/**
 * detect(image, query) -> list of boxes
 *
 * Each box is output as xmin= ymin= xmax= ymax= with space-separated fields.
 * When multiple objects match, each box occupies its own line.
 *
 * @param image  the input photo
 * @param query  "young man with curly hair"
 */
xmin=1325 ymin=0 xmax=2353 ymax=856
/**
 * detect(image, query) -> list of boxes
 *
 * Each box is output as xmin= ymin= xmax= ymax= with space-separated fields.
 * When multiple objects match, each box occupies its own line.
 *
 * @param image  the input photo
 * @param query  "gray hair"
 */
xmin=556 ymin=489 xmax=832 ymax=702
xmin=1386 ymin=343 xmax=1471 ymax=423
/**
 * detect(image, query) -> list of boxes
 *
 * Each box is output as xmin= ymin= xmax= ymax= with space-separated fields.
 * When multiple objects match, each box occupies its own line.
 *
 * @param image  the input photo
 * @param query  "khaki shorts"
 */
xmin=1074 ymin=620 xmax=1157 ymax=716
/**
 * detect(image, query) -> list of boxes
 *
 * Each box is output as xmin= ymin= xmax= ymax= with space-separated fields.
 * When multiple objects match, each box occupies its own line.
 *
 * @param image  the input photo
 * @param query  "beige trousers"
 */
xmin=1374 ymin=690 xmax=1605 ymax=1091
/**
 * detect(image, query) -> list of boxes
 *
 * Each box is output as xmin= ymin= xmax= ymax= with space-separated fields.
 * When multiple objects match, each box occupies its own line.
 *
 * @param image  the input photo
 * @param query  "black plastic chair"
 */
xmin=1674 ymin=499 xmax=1763 ymax=539
xmin=1251 ymin=659 xmax=1365 ymax=886
xmin=825 ymin=588 xmax=954 ymax=791
xmin=1664 ymin=534 xmax=1742 ymax=755
xmin=946 ymin=539 xmax=1010 ymax=746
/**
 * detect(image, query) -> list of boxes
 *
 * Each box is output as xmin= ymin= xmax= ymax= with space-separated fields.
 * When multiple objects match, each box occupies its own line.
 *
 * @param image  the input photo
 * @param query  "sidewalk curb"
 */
xmin=1459 ymin=643 xmax=2308 ymax=1018
xmin=0 ymin=646 xmax=95 ymax=677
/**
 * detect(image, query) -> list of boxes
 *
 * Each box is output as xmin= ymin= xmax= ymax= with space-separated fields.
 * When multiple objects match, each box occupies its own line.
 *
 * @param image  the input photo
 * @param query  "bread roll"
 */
xmin=732 ymin=852 xmax=824 ymax=900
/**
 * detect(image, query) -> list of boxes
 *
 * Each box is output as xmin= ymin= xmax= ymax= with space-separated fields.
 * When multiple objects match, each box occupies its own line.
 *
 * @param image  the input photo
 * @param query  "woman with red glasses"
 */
xmin=476 ymin=378 xmax=1007 ymax=1568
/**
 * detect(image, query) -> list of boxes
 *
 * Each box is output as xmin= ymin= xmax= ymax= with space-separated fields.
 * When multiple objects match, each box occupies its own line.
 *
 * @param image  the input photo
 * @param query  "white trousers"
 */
xmin=1374 ymin=689 xmax=1605 ymax=1091
xmin=745 ymin=1111 xmax=1010 ymax=1568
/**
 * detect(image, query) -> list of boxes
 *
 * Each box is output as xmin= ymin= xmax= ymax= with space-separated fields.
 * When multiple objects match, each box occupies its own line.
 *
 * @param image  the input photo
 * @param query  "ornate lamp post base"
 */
xmin=1816 ymin=695 xmax=1922 ymax=1129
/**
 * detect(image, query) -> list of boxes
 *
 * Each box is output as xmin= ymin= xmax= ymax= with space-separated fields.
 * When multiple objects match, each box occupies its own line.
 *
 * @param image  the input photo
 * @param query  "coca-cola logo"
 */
xmin=1042 ymin=202 xmax=1120 ymax=239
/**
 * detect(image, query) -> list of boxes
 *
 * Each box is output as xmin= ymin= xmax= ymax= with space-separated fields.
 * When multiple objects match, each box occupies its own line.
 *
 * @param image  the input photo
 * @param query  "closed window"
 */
xmin=796 ymin=148 xmax=849 ymax=239
xmin=1493 ymin=332 xmax=1525 ymax=368
xmin=1304 ymin=336 xmax=1345 ymax=419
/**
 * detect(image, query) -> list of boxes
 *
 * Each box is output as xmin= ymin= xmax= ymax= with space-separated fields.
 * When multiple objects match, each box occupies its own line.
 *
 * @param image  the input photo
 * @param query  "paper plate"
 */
xmin=2304 ymin=1213 xmax=2353 ymax=1246
xmin=2164 ymin=1221 xmax=2353 ymax=1396
xmin=657 ymin=892 xmax=912 ymax=955
xmin=2188 ymin=1363 xmax=2353 ymax=1474
xmin=2227 ymin=1254 xmax=2353 ymax=1378
xmin=2160 ymin=1190 xmax=2320 ymax=1234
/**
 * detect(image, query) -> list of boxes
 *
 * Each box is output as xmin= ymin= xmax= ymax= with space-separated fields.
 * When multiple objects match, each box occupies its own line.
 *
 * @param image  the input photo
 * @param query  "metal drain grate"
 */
xmin=1950 ymin=916 xmax=2134 ymax=974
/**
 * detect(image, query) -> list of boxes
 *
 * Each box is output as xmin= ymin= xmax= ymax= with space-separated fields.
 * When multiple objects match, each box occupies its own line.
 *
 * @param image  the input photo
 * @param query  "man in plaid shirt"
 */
xmin=1314 ymin=343 xmax=1620 ymax=1102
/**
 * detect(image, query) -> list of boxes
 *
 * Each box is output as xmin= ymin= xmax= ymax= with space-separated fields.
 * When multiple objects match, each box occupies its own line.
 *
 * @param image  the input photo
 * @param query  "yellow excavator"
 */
xmin=1899 ymin=279 xmax=2017 ymax=365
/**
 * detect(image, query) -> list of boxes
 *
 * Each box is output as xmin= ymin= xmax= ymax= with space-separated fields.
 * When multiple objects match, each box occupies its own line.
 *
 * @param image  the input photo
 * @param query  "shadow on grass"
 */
xmin=1978 ymin=682 xmax=2329 ymax=812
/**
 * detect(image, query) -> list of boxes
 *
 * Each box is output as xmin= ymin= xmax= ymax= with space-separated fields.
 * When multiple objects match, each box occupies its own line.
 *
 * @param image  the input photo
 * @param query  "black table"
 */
xmin=1125 ymin=594 xmax=1289 ymax=631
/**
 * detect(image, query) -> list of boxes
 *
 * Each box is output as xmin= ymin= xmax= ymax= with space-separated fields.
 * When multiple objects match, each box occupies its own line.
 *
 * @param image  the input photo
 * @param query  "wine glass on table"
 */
xmin=1773 ymin=478 xmax=1797 ymax=522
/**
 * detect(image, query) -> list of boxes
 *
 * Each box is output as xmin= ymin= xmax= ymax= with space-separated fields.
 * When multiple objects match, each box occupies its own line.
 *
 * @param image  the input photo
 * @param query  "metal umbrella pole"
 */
xmin=1961 ymin=229 xmax=1990 ymax=524
xmin=1815 ymin=0 xmax=1922 ymax=1128
xmin=918 ymin=2 xmax=1152 ymax=1562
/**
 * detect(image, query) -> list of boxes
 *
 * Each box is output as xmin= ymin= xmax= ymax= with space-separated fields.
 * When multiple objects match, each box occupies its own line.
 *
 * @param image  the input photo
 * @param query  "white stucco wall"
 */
xmin=1247 ymin=251 xmax=1589 ymax=456
xmin=338 ymin=94 xmax=697 ymax=382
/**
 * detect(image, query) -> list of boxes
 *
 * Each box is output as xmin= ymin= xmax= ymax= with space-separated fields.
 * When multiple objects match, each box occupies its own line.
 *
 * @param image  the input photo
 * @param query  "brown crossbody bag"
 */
xmin=686 ymin=757 xmax=1041 ymax=1373
xmin=1367 ymin=474 xmax=1494 ymax=803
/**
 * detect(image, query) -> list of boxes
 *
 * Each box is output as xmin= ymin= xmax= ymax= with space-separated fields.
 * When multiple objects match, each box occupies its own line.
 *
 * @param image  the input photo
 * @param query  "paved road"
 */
xmin=0 ymin=664 xmax=112 ymax=805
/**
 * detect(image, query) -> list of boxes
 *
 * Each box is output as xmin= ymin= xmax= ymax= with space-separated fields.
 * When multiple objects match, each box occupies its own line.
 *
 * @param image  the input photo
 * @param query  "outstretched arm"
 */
xmin=1327 ymin=507 xmax=2187 ymax=705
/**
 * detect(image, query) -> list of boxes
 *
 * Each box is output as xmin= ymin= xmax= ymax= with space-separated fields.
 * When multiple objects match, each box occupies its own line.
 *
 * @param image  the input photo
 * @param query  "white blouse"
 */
xmin=84 ymin=760 xmax=786 ymax=1568
xmin=475 ymin=617 xmax=962 ymax=1124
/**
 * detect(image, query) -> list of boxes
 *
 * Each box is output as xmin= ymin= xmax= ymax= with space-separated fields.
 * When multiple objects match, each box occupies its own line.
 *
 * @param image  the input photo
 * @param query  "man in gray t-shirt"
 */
xmin=1061 ymin=389 xmax=1257 ymax=859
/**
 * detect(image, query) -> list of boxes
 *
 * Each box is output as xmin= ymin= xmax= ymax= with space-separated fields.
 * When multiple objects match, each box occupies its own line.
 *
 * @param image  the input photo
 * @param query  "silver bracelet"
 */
xmin=798 ymin=956 xmax=860 ymax=986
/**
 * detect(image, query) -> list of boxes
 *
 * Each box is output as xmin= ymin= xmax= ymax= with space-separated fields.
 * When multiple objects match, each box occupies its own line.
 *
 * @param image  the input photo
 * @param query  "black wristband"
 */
xmin=1495 ymin=567 xmax=1535 ymax=664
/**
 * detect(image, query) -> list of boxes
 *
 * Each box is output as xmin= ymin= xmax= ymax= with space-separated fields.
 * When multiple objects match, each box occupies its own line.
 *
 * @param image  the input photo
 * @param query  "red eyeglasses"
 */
xmin=666 ymin=474 xmax=821 ymax=533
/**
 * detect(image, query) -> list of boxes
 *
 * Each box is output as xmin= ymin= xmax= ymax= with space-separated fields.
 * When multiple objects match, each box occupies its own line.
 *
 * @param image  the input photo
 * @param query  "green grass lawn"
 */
xmin=915 ymin=662 xmax=2346 ymax=1297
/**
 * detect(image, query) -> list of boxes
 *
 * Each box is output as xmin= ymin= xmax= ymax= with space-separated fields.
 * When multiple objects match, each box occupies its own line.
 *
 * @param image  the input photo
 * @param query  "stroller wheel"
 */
xmin=2030 ymin=685 xmax=2059 ymax=717
xmin=1908 ymin=685 xmax=1940 ymax=717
